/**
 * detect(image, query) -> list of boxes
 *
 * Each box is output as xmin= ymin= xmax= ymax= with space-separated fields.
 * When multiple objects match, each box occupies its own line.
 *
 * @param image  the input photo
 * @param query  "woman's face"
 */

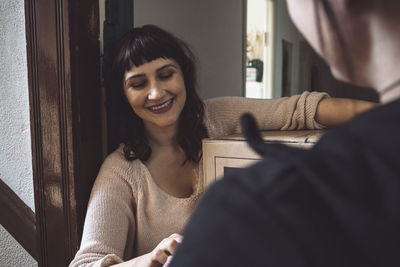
xmin=123 ymin=58 xmax=186 ymax=130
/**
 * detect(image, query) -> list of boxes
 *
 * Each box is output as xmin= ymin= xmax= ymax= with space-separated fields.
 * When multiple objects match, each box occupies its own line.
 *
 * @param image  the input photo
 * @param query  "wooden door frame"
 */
xmin=25 ymin=0 xmax=103 ymax=265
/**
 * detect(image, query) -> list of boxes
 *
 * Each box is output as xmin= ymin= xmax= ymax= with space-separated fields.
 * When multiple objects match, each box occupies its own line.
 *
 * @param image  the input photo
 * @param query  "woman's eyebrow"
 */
xmin=156 ymin=64 xmax=177 ymax=72
xmin=124 ymin=73 xmax=145 ymax=85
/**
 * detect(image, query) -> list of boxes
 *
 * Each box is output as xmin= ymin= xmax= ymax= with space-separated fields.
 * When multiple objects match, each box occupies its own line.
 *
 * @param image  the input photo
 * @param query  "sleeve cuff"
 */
xmin=305 ymin=91 xmax=330 ymax=129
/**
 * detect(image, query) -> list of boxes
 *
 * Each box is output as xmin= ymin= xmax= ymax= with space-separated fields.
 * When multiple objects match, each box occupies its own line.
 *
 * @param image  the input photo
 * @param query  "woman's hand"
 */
xmin=148 ymin=233 xmax=182 ymax=267
xmin=315 ymin=97 xmax=378 ymax=127
xmin=112 ymin=233 xmax=183 ymax=267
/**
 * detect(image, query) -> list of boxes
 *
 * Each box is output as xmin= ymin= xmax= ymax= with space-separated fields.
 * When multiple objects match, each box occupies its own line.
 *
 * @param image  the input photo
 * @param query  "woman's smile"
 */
xmin=147 ymin=97 xmax=175 ymax=113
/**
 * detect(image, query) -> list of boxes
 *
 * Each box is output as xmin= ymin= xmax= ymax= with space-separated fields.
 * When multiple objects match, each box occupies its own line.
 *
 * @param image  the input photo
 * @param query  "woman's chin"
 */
xmin=146 ymin=117 xmax=179 ymax=130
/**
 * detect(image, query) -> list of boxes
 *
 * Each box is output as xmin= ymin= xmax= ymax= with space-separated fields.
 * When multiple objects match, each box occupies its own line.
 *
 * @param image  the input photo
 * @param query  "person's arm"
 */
xmin=69 ymin=155 xmax=135 ymax=267
xmin=204 ymin=92 xmax=377 ymax=138
xmin=70 ymin=153 xmax=183 ymax=267
xmin=204 ymin=91 xmax=328 ymax=138
xmin=315 ymin=97 xmax=377 ymax=127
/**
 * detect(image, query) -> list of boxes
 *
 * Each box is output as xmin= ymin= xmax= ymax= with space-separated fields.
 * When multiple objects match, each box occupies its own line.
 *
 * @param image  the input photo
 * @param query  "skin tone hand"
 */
xmin=315 ymin=97 xmax=378 ymax=127
xmin=111 ymin=233 xmax=182 ymax=267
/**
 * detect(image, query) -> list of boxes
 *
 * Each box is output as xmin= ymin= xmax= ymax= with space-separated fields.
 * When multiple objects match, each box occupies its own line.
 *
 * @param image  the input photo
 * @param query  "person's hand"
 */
xmin=148 ymin=233 xmax=182 ymax=267
xmin=112 ymin=233 xmax=182 ymax=267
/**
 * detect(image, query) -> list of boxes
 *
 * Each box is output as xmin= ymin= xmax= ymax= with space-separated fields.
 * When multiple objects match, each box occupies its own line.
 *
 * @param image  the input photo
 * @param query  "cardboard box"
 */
xmin=202 ymin=130 xmax=324 ymax=187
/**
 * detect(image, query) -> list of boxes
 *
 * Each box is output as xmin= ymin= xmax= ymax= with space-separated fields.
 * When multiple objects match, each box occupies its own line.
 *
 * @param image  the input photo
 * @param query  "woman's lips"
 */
xmin=147 ymin=98 xmax=174 ymax=114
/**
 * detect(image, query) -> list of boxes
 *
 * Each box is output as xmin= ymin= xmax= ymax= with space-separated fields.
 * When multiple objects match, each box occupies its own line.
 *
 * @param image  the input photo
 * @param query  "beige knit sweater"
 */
xmin=69 ymin=92 xmax=327 ymax=267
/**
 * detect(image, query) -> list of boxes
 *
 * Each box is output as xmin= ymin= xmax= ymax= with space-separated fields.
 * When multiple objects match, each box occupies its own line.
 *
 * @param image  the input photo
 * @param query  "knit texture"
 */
xmin=69 ymin=91 xmax=327 ymax=267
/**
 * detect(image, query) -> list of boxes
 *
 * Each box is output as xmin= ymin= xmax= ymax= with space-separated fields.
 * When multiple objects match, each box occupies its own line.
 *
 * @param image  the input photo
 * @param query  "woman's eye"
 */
xmin=159 ymin=72 xmax=173 ymax=80
xmin=129 ymin=81 xmax=146 ymax=89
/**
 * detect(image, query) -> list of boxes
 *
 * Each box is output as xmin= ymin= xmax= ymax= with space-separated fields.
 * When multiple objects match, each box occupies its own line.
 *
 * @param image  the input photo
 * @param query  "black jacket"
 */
xmin=170 ymin=99 xmax=400 ymax=267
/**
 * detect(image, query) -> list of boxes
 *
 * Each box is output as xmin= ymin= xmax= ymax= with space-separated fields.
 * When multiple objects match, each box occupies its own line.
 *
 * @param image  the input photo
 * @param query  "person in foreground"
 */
xmin=70 ymin=24 xmax=374 ymax=267
xmin=170 ymin=1 xmax=400 ymax=267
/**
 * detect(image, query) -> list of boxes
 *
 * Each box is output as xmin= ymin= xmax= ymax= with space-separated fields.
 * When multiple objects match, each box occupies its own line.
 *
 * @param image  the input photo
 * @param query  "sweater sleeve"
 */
xmin=69 ymin=152 xmax=137 ymax=267
xmin=204 ymin=91 xmax=329 ymax=138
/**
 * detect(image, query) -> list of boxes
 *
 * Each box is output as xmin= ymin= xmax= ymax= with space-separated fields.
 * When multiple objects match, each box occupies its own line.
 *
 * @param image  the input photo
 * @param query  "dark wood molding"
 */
xmin=103 ymin=0 xmax=133 ymax=153
xmin=25 ymin=0 xmax=102 ymax=266
xmin=0 ymin=179 xmax=38 ymax=261
xmin=242 ymin=0 xmax=247 ymax=97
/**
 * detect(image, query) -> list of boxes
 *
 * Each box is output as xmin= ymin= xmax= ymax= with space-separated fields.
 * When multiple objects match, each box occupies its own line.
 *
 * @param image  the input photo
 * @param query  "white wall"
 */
xmin=0 ymin=1 xmax=37 ymax=266
xmin=134 ymin=0 xmax=244 ymax=99
xmin=247 ymin=0 xmax=266 ymax=33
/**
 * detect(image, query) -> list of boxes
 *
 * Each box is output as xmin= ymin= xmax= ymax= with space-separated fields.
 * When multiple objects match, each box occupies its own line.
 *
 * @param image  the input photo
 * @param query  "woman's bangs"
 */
xmin=127 ymin=37 xmax=175 ymax=69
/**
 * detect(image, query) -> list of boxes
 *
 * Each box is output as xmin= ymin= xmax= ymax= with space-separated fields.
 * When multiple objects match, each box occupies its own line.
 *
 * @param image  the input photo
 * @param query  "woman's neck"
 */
xmin=144 ymin=122 xmax=179 ymax=148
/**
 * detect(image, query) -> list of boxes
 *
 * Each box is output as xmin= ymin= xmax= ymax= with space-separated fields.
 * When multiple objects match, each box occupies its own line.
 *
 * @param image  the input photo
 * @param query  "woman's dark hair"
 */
xmin=108 ymin=24 xmax=208 ymax=163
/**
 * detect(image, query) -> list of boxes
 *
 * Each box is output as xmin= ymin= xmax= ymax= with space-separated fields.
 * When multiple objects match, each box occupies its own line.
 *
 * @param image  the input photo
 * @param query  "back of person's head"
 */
xmin=288 ymin=0 xmax=400 ymax=94
xmin=108 ymin=25 xmax=207 ymax=162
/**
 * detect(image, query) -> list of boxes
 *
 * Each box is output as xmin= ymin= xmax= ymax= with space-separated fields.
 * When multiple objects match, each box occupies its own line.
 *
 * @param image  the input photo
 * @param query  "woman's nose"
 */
xmin=148 ymin=83 xmax=165 ymax=100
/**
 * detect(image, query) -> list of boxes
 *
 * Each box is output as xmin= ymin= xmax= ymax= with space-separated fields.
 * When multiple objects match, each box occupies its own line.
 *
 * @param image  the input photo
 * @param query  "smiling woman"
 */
xmin=69 ymin=24 xmax=375 ymax=267
xmin=109 ymin=25 xmax=207 ymax=164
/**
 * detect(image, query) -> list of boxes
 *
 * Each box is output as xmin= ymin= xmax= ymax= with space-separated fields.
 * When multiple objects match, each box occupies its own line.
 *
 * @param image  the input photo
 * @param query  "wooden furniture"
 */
xmin=202 ymin=130 xmax=324 ymax=187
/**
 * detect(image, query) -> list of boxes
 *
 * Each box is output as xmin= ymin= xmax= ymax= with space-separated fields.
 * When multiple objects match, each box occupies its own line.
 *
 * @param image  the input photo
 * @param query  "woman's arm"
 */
xmin=70 ymin=153 xmax=184 ymax=267
xmin=69 ymin=155 xmax=135 ymax=267
xmin=204 ymin=92 xmax=377 ymax=138
xmin=315 ymin=98 xmax=377 ymax=127
xmin=204 ymin=91 xmax=328 ymax=138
